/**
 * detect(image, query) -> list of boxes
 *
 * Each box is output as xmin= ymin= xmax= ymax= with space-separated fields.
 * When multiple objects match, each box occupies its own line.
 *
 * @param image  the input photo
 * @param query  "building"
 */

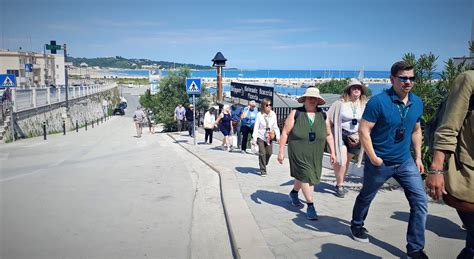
xmin=0 ymin=50 xmax=65 ymax=88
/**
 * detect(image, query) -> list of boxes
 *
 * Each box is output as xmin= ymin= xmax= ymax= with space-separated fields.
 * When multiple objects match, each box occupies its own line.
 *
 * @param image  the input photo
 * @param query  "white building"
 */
xmin=0 ymin=50 xmax=65 ymax=88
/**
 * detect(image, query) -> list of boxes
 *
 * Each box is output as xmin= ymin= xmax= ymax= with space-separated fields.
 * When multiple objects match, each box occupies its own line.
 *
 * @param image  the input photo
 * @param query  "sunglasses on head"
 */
xmin=397 ymin=76 xmax=416 ymax=83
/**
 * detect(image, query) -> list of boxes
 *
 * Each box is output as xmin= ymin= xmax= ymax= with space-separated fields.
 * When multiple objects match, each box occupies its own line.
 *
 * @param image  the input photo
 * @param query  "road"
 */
xmin=0 ymin=88 xmax=232 ymax=258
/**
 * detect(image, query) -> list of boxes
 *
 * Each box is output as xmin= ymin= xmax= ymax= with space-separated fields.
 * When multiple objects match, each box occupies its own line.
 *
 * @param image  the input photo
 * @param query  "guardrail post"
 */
xmin=62 ymin=119 xmax=66 ymax=135
xmin=76 ymin=120 xmax=78 ymax=132
xmin=97 ymin=118 xmax=99 ymax=125
xmin=32 ymin=88 xmax=36 ymax=108
xmin=92 ymin=119 xmax=94 ymax=128
xmin=85 ymin=120 xmax=87 ymax=131
xmin=12 ymin=89 xmax=17 ymax=112
xmin=46 ymin=88 xmax=51 ymax=104
xmin=42 ymin=121 xmax=47 ymax=140
xmin=72 ymin=87 xmax=76 ymax=98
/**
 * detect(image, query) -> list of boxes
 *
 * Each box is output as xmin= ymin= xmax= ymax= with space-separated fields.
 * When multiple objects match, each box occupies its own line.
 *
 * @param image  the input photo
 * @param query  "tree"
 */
xmin=402 ymin=48 xmax=470 ymax=170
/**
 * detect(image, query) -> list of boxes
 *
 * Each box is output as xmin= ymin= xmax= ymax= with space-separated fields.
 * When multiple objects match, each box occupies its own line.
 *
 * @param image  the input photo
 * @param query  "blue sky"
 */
xmin=1 ymin=0 xmax=473 ymax=71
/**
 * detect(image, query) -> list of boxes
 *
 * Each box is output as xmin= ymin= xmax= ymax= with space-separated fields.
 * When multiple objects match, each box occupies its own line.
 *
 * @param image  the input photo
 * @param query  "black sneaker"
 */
xmin=407 ymin=250 xmax=428 ymax=259
xmin=260 ymin=171 xmax=267 ymax=177
xmin=350 ymin=226 xmax=369 ymax=243
xmin=335 ymin=186 xmax=346 ymax=198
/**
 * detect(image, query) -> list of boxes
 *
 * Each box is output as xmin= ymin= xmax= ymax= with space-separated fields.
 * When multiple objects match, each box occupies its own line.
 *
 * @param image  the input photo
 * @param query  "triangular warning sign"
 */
xmin=2 ymin=76 xmax=14 ymax=87
xmin=189 ymin=81 xmax=198 ymax=91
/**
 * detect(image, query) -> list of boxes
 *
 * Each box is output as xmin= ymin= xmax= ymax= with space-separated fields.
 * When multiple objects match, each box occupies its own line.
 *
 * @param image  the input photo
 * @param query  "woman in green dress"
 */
xmin=277 ymin=87 xmax=336 ymax=220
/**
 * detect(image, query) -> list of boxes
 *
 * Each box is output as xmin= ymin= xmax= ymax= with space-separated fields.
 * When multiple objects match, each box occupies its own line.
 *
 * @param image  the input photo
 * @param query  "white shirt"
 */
xmin=203 ymin=111 xmax=216 ymax=129
xmin=252 ymin=111 xmax=280 ymax=142
xmin=340 ymin=101 xmax=362 ymax=133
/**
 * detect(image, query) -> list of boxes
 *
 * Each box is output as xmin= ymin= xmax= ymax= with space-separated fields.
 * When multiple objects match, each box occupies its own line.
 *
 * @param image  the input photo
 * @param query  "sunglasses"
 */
xmin=397 ymin=76 xmax=416 ymax=83
xmin=265 ymin=104 xmax=272 ymax=107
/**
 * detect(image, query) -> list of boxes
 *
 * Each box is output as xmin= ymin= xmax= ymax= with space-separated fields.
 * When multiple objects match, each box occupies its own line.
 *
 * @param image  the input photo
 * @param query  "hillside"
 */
xmin=69 ymin=56 xmax=213 ymax=70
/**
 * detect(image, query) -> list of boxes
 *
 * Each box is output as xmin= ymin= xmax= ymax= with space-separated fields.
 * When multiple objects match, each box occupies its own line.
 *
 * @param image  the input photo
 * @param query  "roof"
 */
xmin=212 ymin=52 xmax=227 ymax=62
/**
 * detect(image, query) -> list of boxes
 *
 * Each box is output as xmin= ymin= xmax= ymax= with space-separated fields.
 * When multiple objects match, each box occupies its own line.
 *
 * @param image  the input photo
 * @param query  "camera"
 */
xmin=351 ymin=119 xmax=358 ymax=126
xmin=395 ymin=127 xmax=405 ymax=142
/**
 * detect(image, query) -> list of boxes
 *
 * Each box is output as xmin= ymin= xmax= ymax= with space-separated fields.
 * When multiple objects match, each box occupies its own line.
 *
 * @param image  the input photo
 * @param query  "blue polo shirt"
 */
xmin=362 ymin=87 xmax=423 ymax=164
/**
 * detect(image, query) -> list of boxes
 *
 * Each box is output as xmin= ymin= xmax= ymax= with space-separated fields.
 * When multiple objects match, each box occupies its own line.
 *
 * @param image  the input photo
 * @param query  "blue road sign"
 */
xmin=186 ymin=78 xmax=201 ymax=95
xmin=0 ymin=74 xmax=17 ymax=88
xmin=25 ymin=64 xmax=33 ymax=72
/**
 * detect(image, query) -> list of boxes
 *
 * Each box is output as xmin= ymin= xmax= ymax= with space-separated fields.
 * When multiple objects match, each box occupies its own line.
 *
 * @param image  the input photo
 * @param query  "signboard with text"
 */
xmin=230 ymin=82 xmax=274 ymax=104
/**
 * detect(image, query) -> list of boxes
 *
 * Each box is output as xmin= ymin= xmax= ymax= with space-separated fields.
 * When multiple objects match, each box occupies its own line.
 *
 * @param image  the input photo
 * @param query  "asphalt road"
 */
xmin=0 ymin=88 xmax=232 ymax=259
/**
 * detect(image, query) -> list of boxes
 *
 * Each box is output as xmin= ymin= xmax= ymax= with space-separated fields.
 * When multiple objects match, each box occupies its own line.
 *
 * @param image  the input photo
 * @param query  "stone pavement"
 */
xmin=170 ymin=129 xmax=465 ymax=259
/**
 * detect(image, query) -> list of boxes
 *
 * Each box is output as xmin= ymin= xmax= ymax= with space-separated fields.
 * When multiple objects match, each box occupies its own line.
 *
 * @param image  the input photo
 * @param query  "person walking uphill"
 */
xmin=252 ymin=98 xmax=280 ymax=177
xmin=425 ymin=69 xmax=474 ymax=259
xmin=327 ymin=78 xmax=368 ymax=198
xmin=185 ymin=104 xmax=194 ymax=137
xmin=174 ymin=104 xmax=186 ymax=132
xmin=203 ymin=107 xmax=216 ymax=144
xmin=240 ymin=100 xmax=258 ymax=153
xmin=230 ymin=100 xmax=243 ymax=149
xmin=350 ymin=61 xmax=428 ymax=259
xmin=277 ymin=87 xmax=336 ymax=220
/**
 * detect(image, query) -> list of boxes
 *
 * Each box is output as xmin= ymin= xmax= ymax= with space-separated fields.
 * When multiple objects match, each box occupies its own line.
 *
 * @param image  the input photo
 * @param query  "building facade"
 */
xmin=0 ymin=50 xmax=65 ymax=88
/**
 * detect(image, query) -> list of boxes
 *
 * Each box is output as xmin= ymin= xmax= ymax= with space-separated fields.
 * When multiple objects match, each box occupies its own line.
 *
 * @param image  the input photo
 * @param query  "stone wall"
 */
xmin=3 ymin=87 xmax=120 ymax=142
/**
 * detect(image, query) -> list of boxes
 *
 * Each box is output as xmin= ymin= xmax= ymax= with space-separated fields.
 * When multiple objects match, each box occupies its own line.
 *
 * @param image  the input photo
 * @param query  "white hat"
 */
xmin=297 ymin=87 xmax=326 ymax=104
xmin=344 ymin=78 xmax=368 ymax=95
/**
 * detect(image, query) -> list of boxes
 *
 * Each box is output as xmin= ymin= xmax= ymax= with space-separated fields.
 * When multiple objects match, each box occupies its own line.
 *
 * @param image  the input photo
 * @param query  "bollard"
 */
xmin=76 ymin=120 xmax=78 ymax=132
xmin=92 ymin=120 xmax=94 ymax=128
xmin=42 ymin=121 xmax=47 ymax=140
xmin=85 ymin=121 xmax=88 ymax=131
xmin=97 ymin=118 xmax=99 ymax=125
xmin=101 ymin=117 xmax=103 ymax=123
xmin=62 ymin=120 xmax=66 ymax=135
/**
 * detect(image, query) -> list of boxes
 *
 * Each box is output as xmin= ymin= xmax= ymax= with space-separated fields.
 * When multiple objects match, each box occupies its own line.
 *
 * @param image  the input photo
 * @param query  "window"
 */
xmin=6 ymin=70 xmax=19 ymax=77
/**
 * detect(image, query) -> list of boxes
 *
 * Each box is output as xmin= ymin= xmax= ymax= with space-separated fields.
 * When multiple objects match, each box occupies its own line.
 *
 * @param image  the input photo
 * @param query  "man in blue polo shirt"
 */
xmin=350 ymin=61 xmax=428 ymax=259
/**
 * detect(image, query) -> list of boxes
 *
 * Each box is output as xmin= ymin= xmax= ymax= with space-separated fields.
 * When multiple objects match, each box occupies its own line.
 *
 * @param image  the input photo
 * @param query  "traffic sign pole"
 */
xmin=193 ymin=94 xmax=196 ymax=145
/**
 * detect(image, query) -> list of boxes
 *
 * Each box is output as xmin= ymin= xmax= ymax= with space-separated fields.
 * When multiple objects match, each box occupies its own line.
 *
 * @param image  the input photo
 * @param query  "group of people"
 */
xmin=171 ymin=60 xmax=473 ymax=258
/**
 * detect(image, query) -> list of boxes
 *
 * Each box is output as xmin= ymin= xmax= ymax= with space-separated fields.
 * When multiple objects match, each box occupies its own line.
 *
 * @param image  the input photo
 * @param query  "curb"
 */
xmin=167 ymin=133 xmax=275 ymax=259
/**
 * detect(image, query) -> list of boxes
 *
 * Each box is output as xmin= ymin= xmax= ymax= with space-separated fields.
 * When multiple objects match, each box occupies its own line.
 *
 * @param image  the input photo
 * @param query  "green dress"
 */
xmin=288 ymin=109 xmax=327 ymax=185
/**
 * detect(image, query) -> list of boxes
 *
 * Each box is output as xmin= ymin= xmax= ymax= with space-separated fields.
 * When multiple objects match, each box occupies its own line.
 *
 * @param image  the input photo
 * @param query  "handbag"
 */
xmin=251 ymin=143 xmax=259 ymax=154
xmin=346 ymin=132 xmax=360 ymax=148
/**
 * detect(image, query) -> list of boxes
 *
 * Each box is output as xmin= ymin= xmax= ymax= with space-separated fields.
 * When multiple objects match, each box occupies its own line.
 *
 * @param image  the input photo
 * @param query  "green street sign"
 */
xmin=46 ymin=44 xmax=62 ymax=50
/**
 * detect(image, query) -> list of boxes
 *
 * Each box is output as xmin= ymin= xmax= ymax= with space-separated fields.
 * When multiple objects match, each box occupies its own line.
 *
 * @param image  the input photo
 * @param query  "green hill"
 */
xmin=69 ymin=56 xmax=212 ymax=70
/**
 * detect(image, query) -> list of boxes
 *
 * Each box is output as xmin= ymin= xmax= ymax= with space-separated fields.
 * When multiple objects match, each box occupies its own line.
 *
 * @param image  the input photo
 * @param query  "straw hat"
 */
xmin=344 ymin=78 xmax=368 ymax=95
xmin=297 ymin=87 xmax=326 ymax=104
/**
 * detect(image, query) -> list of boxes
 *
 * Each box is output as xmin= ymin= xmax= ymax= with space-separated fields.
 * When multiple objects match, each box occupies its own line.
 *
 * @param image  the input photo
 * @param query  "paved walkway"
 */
xmin=170 ymin=129 xmax=465 ymax=259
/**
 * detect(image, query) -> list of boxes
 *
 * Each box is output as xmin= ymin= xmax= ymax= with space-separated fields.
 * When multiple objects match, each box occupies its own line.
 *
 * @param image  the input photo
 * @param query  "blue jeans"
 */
xmin=457 ymin=210 xmax=474 ymax=258
xmin=351 ymin=158 xmax=428 ymax=254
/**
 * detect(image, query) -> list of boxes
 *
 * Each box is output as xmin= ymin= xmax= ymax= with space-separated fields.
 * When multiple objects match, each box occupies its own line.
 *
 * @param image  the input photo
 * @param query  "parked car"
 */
xmin=113 ymin=102 xmax=127 ymax=115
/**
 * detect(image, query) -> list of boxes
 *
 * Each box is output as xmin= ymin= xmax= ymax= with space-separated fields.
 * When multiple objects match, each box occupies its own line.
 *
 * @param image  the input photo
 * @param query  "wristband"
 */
xmin=427 ymin=169 xmax=447 ymax=175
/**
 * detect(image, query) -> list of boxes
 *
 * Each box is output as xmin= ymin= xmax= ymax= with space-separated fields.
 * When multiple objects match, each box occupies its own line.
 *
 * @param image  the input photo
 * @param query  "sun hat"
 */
xmin=189 ymin=104 xmax=193 ymax=107
xmin=344 ymin=78 xmax=368 ymax=95
xmin=297 ymin=87 xmax=326 ymax=104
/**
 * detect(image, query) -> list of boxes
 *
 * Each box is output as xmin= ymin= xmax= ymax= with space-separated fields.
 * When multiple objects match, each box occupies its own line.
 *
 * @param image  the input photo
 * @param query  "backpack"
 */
xmin=424 ymin=94 xmax=473 ymax=154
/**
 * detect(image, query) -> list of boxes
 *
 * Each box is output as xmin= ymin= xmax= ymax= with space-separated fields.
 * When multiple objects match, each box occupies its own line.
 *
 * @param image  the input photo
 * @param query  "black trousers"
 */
xmin=240 ymin=125 xmax=253 ymax=151
xmin=204 ymin=128 xmax=213 ymax=143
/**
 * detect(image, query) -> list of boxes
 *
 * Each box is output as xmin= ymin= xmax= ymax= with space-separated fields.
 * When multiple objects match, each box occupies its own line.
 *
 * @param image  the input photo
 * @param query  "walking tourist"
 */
xmin=216 ymin=105 xmax=233 ymax=151
xmin=252 ymin=98 xmax=280 ymax=177
xmin=174 ymin=104 xmax=186 ymax=132
xmin=327 ymin=78 xmax=368 ymax=198
xmin=203 ymin=107 xmax=216 ymax=144
xmin=350 ymin=61 xmax=428 ymax=259
xmin=133 ymin=106 xmax=146 ymax=138
xmin=230 ymin=100 xmax=243 ymax=149
xmin=185 ymin=104 xmax=194 ymax=137
xmin=425 ymin=69 xmax=474 ymax=259
xmin=277 ymin=87 xmax=336 ymax=220
xmin=240 ymin=100 xmax=258 ymax=153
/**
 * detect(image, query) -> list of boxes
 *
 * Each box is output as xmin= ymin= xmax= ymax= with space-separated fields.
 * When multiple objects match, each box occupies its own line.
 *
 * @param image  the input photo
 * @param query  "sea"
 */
xmin=105 ymin=69 xmax=441 ymax=96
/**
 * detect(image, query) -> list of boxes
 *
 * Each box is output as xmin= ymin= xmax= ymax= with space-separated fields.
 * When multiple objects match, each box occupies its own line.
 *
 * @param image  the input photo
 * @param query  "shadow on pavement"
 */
xmin=314 ymin=182 xmax=338 ymax=195
xmin=173 ymin=140 xmax=188 ymax=143
xmin=391 ymin=211 xmax=465 ymax=240
xmin=250 ymin=190 xmax=406 ymax=258
xmin=315 ymin=243 xmax=382 ymax=259
xmin=235 ymin=166 xmax=260 ymax=176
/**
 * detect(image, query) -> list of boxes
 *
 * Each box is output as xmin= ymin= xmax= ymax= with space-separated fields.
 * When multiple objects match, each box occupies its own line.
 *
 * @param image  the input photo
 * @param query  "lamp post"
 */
xmin=212 ymin=52 xmax=227 ymax=104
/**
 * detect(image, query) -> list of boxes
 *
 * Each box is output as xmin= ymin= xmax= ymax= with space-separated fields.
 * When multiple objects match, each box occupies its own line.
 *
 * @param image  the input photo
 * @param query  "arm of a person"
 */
xmin=325 ymin=116 xmax=336 ymax=165
xmin=241 ymin=107 xmax=248 ymax=120
xmin=252 ymin=114 xmax=261 ymax=144
xmin=277 ymin=110 xmax=295 ymax=164
xmin=215 ymin=113 xmax=222 ymax=125
xmin=359 ymin=119 xmax=383 ymax=166
xmin=411 ymin=122 xmax=424 ymax=173
xmin=272 ymin=113 xmax=281 ymax=141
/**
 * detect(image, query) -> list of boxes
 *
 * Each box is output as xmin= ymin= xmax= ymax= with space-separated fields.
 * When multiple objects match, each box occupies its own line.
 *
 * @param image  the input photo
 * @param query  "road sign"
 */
xmin=46 ymin=44 xmax=62 ymax=50
xmin=0 ymin=74 xmax=17 ymax=88
xmin=186 ymin=78 xmax=201 ymax=95
xmin=25 ymin=64 xmax=33 ymax=72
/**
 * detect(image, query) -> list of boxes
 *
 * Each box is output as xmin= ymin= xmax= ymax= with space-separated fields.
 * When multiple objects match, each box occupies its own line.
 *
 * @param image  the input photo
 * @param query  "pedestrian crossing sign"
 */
xmin=186 ymin=78 xmax=201 ymax=94
xmin=0 ymin=74 xmax=17 ymax=88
